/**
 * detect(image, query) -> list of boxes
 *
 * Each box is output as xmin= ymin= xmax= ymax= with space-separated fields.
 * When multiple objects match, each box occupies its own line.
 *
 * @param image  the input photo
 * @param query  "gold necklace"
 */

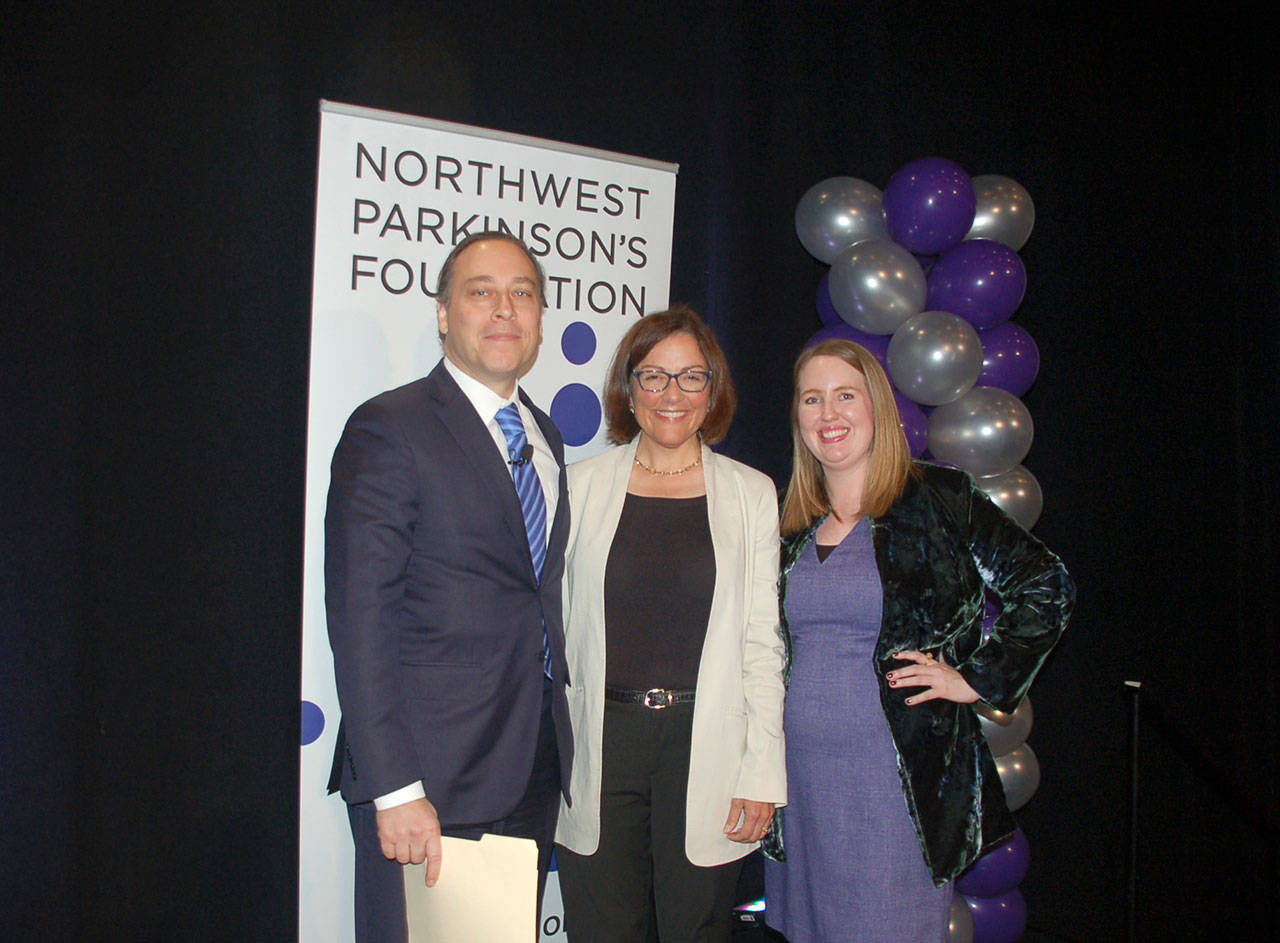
xmin=634 ymin=454 xmax=702 ymax=476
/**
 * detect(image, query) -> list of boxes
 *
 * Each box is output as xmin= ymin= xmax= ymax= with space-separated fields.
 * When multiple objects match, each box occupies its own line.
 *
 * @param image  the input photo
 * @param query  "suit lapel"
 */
xmin=426 ymin=365 xmax=532 ymax=572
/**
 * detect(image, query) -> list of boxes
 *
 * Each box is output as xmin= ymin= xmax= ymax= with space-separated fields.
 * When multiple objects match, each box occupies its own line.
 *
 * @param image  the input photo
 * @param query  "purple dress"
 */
xmin=764 ymin=519 xmax=952 ymax=943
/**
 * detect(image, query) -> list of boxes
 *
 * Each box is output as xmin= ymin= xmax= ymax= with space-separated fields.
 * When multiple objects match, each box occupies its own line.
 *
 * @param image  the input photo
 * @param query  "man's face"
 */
xmin=437 ymin=239 xmax=544 ymax=397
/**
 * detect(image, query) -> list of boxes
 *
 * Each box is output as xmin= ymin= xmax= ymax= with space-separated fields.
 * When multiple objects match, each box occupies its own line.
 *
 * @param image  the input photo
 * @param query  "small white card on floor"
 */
xmin=403 ymin=833 xmax=537 ymax=941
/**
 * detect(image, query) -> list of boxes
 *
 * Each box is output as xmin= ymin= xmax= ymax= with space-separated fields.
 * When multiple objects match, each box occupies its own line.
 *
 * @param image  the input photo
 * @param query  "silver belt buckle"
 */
xmin=643 ymin=688 xmax=672 ymax=709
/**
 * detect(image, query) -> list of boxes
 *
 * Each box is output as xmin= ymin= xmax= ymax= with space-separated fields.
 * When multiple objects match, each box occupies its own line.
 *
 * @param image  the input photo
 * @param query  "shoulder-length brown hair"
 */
xmin=780 ymin=339 xmax=919 ymax=536
xmin=602 ymin=305 xmax=737 ymax=445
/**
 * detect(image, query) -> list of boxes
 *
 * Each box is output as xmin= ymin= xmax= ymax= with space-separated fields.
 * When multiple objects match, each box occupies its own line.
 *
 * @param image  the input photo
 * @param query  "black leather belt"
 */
xmin=604 ymin=686 xmax=696 ymax=709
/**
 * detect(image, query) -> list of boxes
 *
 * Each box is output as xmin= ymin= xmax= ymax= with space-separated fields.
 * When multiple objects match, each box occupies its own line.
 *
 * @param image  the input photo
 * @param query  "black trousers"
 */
xmin=347 ymin=675 xmax=561 ymax=942
xmin=557 ymin=699 xmax=743 ymax=943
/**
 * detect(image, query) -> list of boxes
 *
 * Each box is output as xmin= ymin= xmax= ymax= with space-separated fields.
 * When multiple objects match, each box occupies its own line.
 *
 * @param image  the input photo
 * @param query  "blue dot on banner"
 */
xmin=560 ymin=322 xmax=597 ymax=365
xmin=301 ymin=700 xmax=325 ymax=745
xmin=550 ymin=384 xmax=601 ymax=447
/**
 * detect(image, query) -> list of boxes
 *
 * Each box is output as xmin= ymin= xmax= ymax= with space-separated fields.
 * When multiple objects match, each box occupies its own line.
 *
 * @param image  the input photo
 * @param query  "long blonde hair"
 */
xmin=780 ymin=339 xmax=919 ymax=537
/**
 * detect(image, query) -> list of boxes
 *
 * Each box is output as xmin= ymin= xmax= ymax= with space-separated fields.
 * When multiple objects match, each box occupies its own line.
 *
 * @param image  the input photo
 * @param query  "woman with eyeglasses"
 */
xmin=554 ymin=305 xmax=786 ymax=942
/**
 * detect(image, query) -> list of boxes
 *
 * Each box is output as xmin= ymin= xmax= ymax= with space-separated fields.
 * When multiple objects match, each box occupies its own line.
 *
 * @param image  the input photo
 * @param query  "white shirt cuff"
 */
xmin=372 ymin=781 xmax=426 ymax=811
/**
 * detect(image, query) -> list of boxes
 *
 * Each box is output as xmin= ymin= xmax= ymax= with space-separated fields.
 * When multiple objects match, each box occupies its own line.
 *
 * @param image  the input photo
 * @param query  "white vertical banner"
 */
xmin=299 ymin=101 xmax=678 ymax=942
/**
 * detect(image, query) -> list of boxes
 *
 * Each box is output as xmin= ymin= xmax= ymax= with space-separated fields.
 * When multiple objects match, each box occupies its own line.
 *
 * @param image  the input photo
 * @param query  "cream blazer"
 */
xmin=555 ymin=438 xmax=787 ymax=866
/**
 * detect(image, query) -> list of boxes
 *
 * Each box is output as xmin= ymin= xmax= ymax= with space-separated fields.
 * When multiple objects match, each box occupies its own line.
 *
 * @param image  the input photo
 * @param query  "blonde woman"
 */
xmin=763 ymin=339 xmax=1074 ymax=943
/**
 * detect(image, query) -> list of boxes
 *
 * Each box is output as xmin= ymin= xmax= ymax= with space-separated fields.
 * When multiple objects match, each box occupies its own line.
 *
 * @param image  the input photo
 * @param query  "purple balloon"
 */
xmin=804 ymin=323 xmax=891 ymax=370
xmin=927 ymin=239 xmax=1027 ymax=330
xmin=963 ymin=888 xmax=1027 ymax=943
xmin=978 ymin=321 xmax=1040 ymax=397
xmin=816 ymin=272 xmax=841 ymax=326
xmin=982 ymin=591 xmax=1000 ymax=640
xmin=883 ymin=157 xmax=976 ymax=255
xmin=957 ymin=829 xmax=1031 ymax=898
xmin=893 ymin=391 xmax=929 ymax=458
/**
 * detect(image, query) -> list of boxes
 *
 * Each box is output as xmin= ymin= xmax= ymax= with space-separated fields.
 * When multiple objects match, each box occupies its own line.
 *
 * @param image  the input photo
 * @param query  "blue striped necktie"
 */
xmin=495 ymin=403 xmax=551 ymax=677
xmin=494 ymin=403 xmax=547 ymax=579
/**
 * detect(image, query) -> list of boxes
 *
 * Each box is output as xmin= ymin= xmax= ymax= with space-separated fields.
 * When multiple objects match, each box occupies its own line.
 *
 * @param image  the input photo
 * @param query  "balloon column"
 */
xmin=794 ymin=159 xmax=1047 ymax=943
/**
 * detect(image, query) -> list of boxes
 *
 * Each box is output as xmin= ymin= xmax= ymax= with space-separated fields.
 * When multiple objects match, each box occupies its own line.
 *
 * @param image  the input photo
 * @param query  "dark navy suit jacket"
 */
xmin=325 ymin=362 xmax=572 ymax=824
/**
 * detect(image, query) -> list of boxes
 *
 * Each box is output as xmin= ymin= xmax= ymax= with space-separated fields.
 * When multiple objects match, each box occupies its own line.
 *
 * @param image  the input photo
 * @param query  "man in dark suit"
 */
xmin=325 ymin=232 xmax=572 ymax=941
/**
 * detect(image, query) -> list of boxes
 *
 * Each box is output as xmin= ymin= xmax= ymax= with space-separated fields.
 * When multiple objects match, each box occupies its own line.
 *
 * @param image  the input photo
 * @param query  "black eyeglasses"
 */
xmin=632 ymin=369 xmax=713 ymax=393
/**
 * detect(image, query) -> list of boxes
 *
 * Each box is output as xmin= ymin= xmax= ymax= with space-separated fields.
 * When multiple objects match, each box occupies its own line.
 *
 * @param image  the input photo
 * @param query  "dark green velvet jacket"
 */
xmin=762 ymin=463 xmax=1075 ymax=884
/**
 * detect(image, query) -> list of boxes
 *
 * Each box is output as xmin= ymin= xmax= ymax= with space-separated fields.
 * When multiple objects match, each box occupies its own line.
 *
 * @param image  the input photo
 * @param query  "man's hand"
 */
xmin=376 ymin=797 xmax=444 ymax=886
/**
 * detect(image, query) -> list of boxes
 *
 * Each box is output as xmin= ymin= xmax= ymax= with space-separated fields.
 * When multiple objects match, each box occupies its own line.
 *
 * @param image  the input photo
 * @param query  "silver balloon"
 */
xmin=965 ymin=174 xmax=1035 ymax=251
xmin=794 ymin=176 xmax=889 ymax=264
xmin=828 ymin=238 xmax=927 ymax=335
xmin=977 ymin=697 xmax=1034 ymax=758
xmin=995 ymin=743 xmax=1040 ymax=811
xmin=949 ymin=893 xmax=974 ymax=943
xmin=927 ymin=387 xmax=1033 ymax=477
xmin=976 ymin=465 xmax=1043 ymax=530
xmin=887 ymin=311 xmax=983 ymax=406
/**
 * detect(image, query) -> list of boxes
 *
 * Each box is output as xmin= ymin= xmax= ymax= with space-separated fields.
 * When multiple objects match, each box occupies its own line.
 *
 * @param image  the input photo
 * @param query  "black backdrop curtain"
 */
xmin=4 ymin=2 xmax=1276 ymax=939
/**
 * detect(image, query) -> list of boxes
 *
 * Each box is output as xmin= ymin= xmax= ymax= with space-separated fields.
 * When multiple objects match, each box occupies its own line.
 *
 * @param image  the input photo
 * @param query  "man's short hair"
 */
xmin=432 ymin=231 xmax=547 ymax=309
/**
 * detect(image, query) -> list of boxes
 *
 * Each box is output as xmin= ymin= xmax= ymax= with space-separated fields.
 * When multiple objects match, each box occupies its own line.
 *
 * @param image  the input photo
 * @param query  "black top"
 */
xmin=603 ymin=493 xmax=715 ymax=690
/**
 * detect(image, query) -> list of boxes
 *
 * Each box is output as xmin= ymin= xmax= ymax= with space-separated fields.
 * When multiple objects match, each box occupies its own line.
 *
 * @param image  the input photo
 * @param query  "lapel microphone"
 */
xmin=509 ymin=443 xmax=534 ymax=466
